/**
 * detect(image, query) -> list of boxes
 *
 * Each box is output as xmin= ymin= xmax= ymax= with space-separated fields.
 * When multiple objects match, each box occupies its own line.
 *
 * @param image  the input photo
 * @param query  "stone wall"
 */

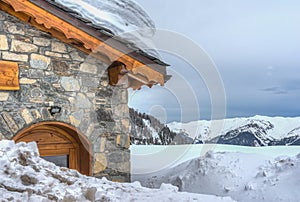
xmin=0 ymin=10 xmax=130 ymax=181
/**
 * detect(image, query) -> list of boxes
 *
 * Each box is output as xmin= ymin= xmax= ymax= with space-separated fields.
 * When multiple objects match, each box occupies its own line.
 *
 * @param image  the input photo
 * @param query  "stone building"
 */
xmin=0 ymin=0 xmax=169 ymax=182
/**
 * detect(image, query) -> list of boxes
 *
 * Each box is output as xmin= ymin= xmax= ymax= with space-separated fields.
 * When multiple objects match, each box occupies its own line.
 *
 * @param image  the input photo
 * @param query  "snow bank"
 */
xmin=134 ymin=149 xmax=300 ymax=202
xmin=0 ymin=140 xmax=235 ymax=201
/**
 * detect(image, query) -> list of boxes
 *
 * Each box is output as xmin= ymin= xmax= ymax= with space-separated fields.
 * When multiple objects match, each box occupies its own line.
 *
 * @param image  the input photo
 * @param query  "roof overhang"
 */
xmin=0 ymin=0 xmax=170 ymax=89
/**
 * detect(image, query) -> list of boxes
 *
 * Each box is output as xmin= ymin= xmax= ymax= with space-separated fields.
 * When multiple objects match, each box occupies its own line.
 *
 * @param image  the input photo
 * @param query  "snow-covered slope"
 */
xmin=55 ymin=0 xmax=159 ymax=57
xmin=129 ymin=108 xmax=189 ymax=145
xmin=0 ymin=140 xmax=235 ymax=201
xmin=134 ymin=149 xmax=300 ymax=202
xmin=168 ymin=116 xmax=300 ymax=146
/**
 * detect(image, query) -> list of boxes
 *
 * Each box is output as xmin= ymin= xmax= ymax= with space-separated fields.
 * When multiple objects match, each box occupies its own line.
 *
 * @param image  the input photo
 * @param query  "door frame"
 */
xmin=13 ymin=121 xmax=92 ymax=176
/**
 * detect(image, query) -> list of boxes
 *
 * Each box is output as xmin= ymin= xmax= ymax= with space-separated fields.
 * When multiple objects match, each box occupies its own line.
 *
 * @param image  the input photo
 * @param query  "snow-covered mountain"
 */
xmin=0 ymin=140 xmax=235 ymax=201
xmin=130 ymin=112 xmax=300 ymax=146
xmin=129 ymin=108 xmax=193 ymax=145
xmin=168 ymin=116 xmax=300 ymax=146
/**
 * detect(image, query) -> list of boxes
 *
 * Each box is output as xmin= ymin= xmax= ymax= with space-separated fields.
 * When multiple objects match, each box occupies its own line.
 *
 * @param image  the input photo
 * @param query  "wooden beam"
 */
xmin=128 ymin=73 xmax=150 ymax=85
xmin=0 ymin=1 xmax=110 ymax=64
xmin=1 ymin=0 xmax=165 ymax=87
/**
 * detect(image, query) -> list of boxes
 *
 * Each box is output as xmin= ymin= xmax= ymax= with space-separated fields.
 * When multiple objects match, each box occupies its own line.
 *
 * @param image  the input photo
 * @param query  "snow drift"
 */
xmin=134 ymin=149 xmax=300 ymax=202
xmin=0 ymin=140 xmax=234 ymax=201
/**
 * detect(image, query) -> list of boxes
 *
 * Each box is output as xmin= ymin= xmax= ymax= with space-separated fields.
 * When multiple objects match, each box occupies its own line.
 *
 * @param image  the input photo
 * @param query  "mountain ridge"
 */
xmin=130 ymin=109 xmax=300 ymax=146
xmin=168 ymin=115 xmax=300 ymax=146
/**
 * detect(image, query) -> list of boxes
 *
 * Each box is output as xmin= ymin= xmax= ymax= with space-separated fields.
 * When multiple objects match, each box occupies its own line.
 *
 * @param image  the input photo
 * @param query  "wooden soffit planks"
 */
xmin=0 ymin=0 xmax=165 ymax=88
xmin=0 ymin=61 xmax=19 ymax=90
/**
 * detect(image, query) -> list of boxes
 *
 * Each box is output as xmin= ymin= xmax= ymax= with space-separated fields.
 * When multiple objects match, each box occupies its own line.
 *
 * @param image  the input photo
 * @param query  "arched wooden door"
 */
xmin=14 ymin=122 xmax=92 ymax=176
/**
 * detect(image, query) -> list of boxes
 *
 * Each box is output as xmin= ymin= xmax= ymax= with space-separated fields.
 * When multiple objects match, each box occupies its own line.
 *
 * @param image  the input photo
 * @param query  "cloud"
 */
xmin=261 ymin=87 xmax=278 ymax=92
xmin=260 ymin=87 xmax=288 ymax=95
xmin=132 ymin=0 xmax=300 ymax=121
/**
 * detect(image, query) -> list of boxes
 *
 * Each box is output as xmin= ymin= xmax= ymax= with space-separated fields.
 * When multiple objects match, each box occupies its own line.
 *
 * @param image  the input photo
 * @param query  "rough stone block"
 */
xmin=51 ymin=41 xmax=67 ymax=53
xmin=86 ymin=93 xmax=95 ymax=98
xmin=107 ymin=151 xmax=122 ymax=163
xmin=115 ymin=162 xmax=130 ymax=173
xmin=2 ymin=52 xmax=28 ymax=62
xmin=12 ymin=112 xmax=26 ymax=130
xmin=80 ymin=76 xmax=99 ymax=87
xmin=94 ymin=153 xmax=107 ymax=173
xmin=61 ymin=77 xmax=80 ymax=91
xmin=96 ymin=107 xmax=114 ymax=122
xmin=69 ymin=115 xmax=80 ymax=127
xmin=113 ymin=104 xmax=129 ymax=118
xmin=29 ymin=69 xmax=44 ymax=78
xmin=52 ymin=60 xmax=70 ymax=75
xmin=33 ymin=37 xmax=51 ymax=46
xmin=30 ymin=87 xmax=43 ymax=98
xmin=0 ymin=115 xmax=13 ymax=139
xmin=121 ymin=119 xmax=130 ymax=132
xmin=0 ymin=92 xmax=9 ymax=101
xmin=79 ymin=62 xmax=98 ymax=74
xmin=11 ymin=39 xmax=38 ymax=53
xmin=30 ymin=54 xmax=51 ymax=69
xmin=117 ymin=134 xmax=130 ymax=149
xmin=45 ymin=51 xmax=62 ymax=58
xmin=74 ymin=93 xmax=91 ymax=109
xmin=69 ymin=110 xmax=84 ymax=127
xmin=41 ymin=107 xmax=51 ymax=120
xmin=19 ymin=78 xmax=37 ymax=85
xmin=2 ymin=112 xmax=18 ymax=133
xmin=4 ymin=21 xmax=25 ymax=35
xmin=43 ymin=75 xmax=59 ymax=84
xmin=70 ymin=51 xmax=85 ymax=61
xmin=0 ymin=35 xmax=8 ymax=50
xmin=120 ymin=90 xmax=128 ymax=103
xmin=86 ymin=125 xmax=95 ymax=139
xmin=20 ymin=108 xmax=34 ymax=124
xmin=100 ymin=137 xmax=106 ymax=152
xmin=116 ymin=135 xmax=121 ymax=147
xmin=63 ymin=54 xmax=70 ymax=59
xmin=31 ymin=110 xmax=42 ymax=120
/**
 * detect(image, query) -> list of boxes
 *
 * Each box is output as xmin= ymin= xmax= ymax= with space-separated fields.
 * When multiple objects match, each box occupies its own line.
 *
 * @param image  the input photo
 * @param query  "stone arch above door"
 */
xmin=13 ymin=122 xmax=92 ymax=176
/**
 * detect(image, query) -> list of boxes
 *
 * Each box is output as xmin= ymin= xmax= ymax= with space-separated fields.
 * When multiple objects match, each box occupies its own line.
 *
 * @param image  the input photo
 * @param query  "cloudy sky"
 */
xmin=129 ymin=0 xmax=300 ymax=123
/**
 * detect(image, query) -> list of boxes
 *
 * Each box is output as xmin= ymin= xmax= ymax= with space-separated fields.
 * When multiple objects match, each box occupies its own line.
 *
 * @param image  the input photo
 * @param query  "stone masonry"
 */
xmin=0 ymin=10 xmax=130 ymax=181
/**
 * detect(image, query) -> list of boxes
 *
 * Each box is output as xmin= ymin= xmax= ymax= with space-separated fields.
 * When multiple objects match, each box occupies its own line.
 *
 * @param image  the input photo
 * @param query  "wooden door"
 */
xmin=14 ymin=123 xmax=91 ymax=175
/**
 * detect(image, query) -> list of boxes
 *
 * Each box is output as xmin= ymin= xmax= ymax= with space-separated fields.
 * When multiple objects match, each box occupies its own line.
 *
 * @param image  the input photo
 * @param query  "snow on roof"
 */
xmin=54 ymin=0 xmax=161 ymax=58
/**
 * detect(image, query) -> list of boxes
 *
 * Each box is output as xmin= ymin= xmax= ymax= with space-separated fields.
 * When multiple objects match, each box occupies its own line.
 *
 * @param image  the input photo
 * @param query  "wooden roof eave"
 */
xmin=0 ymin=0 xmax=166 ymax=89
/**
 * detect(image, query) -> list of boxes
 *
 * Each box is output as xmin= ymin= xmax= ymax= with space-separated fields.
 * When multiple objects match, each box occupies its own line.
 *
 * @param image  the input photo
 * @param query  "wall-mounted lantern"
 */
xmin=49 ymin=106 xmax=61 ymax=116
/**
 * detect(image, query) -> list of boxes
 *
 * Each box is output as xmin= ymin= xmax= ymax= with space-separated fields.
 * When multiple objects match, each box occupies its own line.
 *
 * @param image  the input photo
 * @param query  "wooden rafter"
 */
xmin=0 ymin=0 xmax=166 ymax=89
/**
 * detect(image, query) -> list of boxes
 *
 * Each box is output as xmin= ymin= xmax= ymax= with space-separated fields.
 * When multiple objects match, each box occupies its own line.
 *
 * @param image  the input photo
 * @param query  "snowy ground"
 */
xmin=132 ymin=145 xmax=300 ymax=202
xmin=2 ymin=140 xmax=299 ymax=201
xmin=0 ymin=140 xmax=234 ymax=202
